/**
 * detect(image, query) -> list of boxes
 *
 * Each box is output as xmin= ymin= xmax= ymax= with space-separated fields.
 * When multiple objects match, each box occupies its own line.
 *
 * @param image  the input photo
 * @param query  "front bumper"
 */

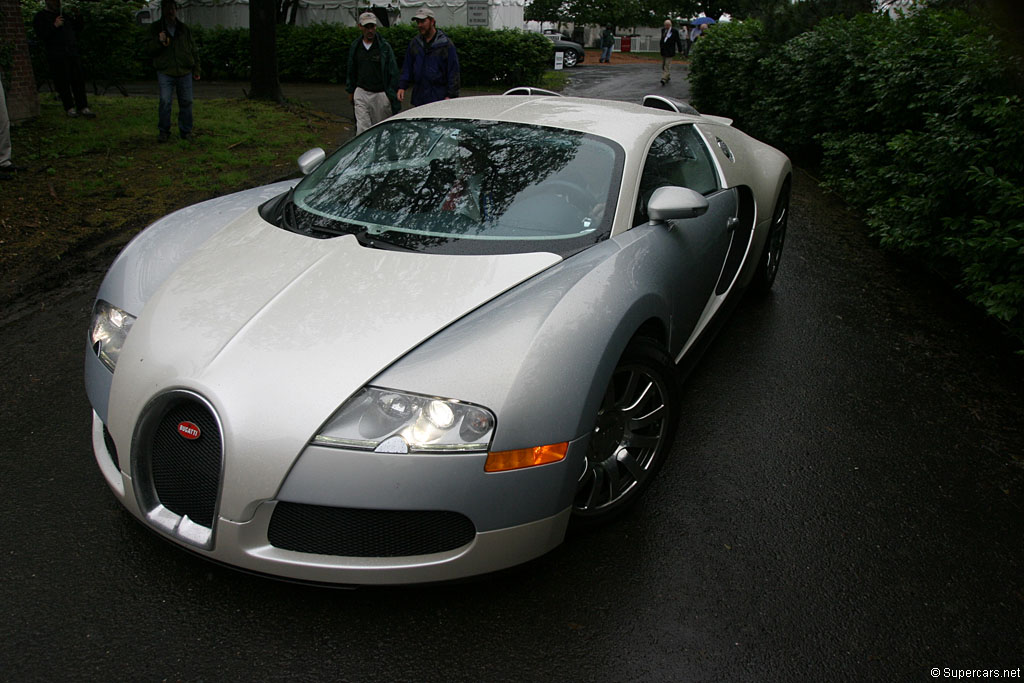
xmin=91 ymin=411 xmax=580 ymax=585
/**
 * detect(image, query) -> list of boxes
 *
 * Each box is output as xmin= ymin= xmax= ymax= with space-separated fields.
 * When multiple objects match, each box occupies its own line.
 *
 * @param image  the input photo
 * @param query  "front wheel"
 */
xmin=561 ymin=50 xmax=579 ymax=68
xmin=572 ymin=338 xmax=681 ymax=528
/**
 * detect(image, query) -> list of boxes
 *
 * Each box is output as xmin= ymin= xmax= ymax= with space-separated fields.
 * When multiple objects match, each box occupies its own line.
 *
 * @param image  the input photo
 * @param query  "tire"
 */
xmin=571 ymin=337 xmax=681 ymax=528
xmin=750 ymin=178 xmax=790 ymax=294
xmin=562 ymin=50 xmax=579 ymax=68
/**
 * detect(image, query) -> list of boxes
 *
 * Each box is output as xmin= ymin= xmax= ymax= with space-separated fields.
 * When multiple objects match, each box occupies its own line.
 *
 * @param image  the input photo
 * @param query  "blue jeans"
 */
xmin=600 ymin=46 xmax=612 ymax=62
xmin=158 ymin=72 xmax=194 ymax=135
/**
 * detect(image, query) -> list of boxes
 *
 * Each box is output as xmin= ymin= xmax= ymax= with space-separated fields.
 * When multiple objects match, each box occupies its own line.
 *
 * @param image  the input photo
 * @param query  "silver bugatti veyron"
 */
xmin=86 ymin=94 xmax=791 ymax=584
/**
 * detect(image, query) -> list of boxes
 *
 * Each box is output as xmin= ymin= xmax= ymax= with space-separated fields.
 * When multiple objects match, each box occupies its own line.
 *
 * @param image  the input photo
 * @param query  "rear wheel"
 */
xmin=562 ymin=50 xmax=579 ymax=68
xmin=572 ymin=338 xmax=680 ymax=528
xmin=750 ymin=179 xmax=790 ymax=294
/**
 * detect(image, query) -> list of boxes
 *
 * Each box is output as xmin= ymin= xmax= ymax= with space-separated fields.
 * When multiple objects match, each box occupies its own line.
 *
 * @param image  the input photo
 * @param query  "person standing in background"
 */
xmin=690 ymin=23 xmax=704 ymax=50
xmin=659 ymin=19 xmax=684 ymax=86
xmin=346 ymin=12 xmax=401 ymax=135
xmin=32 ymin=0 xmax=94 ymax=118
xmin=397 ymin=7 xmax=460 ymax=107
xmin=599 ymin=26 xmax=614 ymax=63
xmin=147 ymin=0 xmax=200 ymax=142
xmin=0 ymin=73 xmax=25 ymax=178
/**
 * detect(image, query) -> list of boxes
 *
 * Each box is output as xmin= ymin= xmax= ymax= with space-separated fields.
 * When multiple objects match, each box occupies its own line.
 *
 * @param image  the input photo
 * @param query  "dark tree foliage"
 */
xmin=526 ymin=0 xmax=707 ymax=29
xmin=524 ymin=0 xmax=570 ymax=24
xmin=893 ymin=0 xmax=1023 ymax=64
xmin=725 ymin=0 xmax=872 ymax=42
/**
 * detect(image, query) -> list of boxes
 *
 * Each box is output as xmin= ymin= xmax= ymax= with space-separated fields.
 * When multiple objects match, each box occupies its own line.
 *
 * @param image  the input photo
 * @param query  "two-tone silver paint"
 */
xmin=86 ymin=95 xmax=791 ymax=584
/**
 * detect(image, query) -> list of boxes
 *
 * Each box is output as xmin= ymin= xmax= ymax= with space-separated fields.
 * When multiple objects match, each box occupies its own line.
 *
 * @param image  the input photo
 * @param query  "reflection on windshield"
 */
xmin=288 ymin=119 xmax=622 ymax=256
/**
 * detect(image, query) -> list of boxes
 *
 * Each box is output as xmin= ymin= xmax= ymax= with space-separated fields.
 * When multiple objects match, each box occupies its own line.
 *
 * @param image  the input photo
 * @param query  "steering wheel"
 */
xmin=519 ymin=179 xmax=598 ymax=215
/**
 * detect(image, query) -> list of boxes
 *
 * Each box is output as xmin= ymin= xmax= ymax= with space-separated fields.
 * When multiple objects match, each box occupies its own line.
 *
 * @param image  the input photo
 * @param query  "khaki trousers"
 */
xmin=661 ymin=57 xmax=674 ymax=83
xmin=353 ymin=87 xmax=392 ymax=136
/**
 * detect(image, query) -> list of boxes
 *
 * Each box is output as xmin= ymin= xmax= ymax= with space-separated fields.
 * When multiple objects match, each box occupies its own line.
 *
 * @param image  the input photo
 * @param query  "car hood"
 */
xmin=106 ymin=208 xmax=561 ymax=519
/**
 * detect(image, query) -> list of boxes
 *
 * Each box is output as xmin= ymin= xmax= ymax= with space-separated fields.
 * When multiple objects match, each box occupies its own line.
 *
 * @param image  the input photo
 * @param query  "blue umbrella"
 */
xmin=691 ymin=17 xmax=716 ymax=25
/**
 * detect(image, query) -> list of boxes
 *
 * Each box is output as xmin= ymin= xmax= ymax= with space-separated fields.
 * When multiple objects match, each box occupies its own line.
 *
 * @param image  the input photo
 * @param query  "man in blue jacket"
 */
xmin=397 ymin=8 xmax=460 ymax=107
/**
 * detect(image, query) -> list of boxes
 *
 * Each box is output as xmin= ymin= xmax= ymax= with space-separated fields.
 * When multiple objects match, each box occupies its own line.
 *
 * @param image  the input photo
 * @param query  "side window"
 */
xmin=634 ymin=125 xmax=718 ymax=225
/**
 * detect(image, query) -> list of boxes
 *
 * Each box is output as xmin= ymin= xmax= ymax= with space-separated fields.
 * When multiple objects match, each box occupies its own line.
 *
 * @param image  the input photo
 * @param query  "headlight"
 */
xmin=313 ymin=387 xmax=496 ymax=454
xmin=90 ymin=300 xmax=136 ymax=372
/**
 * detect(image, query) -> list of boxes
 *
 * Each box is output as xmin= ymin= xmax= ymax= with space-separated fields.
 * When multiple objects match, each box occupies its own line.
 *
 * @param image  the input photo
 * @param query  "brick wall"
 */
xmin=1 ymin=0 xmax=39 ymax=122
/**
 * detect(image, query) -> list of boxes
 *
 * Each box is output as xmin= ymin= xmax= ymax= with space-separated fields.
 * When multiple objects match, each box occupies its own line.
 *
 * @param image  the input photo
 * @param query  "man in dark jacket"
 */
xmin=659 ymin=19 xmax=684 ymax=86
xmin=599 ymin=26 xmax=614 ymax=63
xmin=147 ymin=0 xmax=200 ymax=142
xmin=33 ymin=0 xmax=94 ymax=118
xmin=346 ymin=12 xmax=401 ymax=135
xmin=397 ymin=8 xmax=460 ymax=107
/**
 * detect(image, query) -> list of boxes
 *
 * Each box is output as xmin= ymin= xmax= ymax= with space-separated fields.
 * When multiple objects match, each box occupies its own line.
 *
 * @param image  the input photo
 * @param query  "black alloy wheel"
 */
xmin=572 ymin=337 xmax=680 ymax=527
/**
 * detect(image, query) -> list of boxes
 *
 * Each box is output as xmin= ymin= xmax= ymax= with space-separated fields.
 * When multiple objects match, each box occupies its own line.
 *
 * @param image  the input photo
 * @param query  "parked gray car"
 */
xmin=545 ymin=33 xmax=585 ymax=67
xmin=86 ymin=95 xmax=791 ymax=585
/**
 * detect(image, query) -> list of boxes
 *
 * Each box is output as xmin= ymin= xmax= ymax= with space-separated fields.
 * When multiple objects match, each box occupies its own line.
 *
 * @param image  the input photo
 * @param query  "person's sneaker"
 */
xmin=67 ymin=108 xmax=78 ymax=118
xmin=80 ymin=107 xmax=96 ymax=118
xmin=158 ymin=130 xmax=171 ymax=143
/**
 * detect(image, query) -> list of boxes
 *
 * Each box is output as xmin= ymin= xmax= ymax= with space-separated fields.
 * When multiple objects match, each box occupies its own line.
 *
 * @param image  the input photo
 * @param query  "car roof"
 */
xmin=392 ymin=95 xmax=705 ymax=151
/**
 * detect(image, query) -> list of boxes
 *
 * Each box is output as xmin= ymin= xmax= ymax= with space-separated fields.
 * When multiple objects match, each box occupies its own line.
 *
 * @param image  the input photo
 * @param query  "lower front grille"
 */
xmin=147 ymin=398 xmax=223 ymax=529
xmin=268 ymin=502 xmax=476 ymax=557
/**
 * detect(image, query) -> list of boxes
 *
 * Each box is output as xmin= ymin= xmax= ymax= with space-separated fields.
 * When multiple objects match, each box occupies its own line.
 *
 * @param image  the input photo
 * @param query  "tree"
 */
xmin=575 ymin=0 xmax=646 ymax=27
xmin=525 ymin=0 xmax=572 ymax=25
xmin=249 ymin=0 xmax=283 ymax=102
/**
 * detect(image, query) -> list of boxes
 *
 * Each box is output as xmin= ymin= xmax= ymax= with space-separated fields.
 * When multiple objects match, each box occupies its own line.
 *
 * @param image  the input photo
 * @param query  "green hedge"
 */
xmin=691 ymin=10 xmax=1024 ymax=344
xmin=20 ymin=1 xmax=552 ymax=88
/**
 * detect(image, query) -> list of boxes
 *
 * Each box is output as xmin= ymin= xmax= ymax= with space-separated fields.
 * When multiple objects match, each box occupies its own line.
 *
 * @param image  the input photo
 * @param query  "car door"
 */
xmin=633 ymin=124 xmax=737 ymax=352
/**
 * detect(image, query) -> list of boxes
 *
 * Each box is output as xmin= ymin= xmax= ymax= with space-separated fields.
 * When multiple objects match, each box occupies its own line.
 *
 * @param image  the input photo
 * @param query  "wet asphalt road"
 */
xmin=2 ymin=65 xmax=1023 ymax=681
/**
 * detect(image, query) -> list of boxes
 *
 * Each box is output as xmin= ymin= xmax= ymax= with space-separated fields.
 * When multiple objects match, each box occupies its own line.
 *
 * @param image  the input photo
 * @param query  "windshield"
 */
xmin=282 ymin=118 xmax=623 ymax=256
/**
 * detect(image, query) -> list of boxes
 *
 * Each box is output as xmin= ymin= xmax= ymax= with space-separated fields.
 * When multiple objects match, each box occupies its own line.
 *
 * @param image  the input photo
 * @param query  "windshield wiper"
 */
xmin=287 ymin=205 xmax=367 ymax=239
xmin=354 ymin=231 xmax=416 ymax=252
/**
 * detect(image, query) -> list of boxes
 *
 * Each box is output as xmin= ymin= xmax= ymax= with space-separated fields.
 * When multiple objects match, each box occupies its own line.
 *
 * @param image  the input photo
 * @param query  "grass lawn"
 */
xmin=1 ymin=95 xmax=349 ymax=305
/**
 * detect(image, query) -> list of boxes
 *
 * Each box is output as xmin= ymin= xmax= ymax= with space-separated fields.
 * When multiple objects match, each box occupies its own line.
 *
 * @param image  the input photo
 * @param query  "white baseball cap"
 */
xmin=358 ymin=11 xmax=377 ymax=26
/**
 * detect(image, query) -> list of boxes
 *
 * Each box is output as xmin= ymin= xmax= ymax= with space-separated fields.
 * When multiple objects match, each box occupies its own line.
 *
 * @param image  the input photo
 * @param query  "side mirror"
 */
xmin=647 ymin=186 xmax=709 ymax=223
xmin=297 ymin=148 xmax=326 ymax=176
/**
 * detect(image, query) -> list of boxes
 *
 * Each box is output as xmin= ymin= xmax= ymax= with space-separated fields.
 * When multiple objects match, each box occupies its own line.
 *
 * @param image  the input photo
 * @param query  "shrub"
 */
xmin=689 ymin=20 xmax=769 ymax=124
xmin=690 ymin=9 xmax=1024 ymax=343
xmin=276 ymin=22 xmax=353 ymax=83
xmin=195 ymin=25 xmax=251 ymax=81
xmin=161 ymin=22 xmax=549 ymax=88
xmin=19 ymin=7 xmax=552 ymax=88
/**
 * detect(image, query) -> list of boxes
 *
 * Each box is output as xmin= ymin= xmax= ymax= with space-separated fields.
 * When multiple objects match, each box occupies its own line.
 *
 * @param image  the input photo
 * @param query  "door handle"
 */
xmin=726 ymin=217 xmax=740 ymax=232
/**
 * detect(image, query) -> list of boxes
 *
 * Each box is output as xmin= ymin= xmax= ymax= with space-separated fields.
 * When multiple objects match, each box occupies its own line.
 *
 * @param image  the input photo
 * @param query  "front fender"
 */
xmin=372 ymin=228 xmax=684 ymax=453
xmin=94 ymin=180 xmax=297 ymax=318
xmin=85 ymin=180 xmax=297 ymax=424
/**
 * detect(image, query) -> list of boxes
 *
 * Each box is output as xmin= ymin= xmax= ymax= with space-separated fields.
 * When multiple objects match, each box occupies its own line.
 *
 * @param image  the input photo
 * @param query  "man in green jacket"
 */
xmin=346 ymin=12 xmax=401 ymax=136
xmin=147 ymin=0 xmax=200 ymax=142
